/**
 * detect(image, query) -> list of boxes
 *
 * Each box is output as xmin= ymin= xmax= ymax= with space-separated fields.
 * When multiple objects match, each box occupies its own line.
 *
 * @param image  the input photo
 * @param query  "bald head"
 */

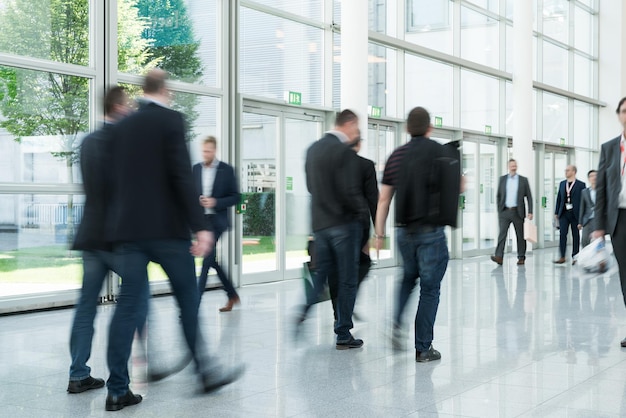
xmin=142 ymin=69 xmax=170 ymax=105
xmin=565 ymin=164 xmax=577 ymax=180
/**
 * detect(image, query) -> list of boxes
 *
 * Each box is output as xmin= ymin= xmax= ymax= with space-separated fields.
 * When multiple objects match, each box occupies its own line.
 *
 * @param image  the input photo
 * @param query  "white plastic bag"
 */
xmin=574 ymin=238 xmax=612 ymax=274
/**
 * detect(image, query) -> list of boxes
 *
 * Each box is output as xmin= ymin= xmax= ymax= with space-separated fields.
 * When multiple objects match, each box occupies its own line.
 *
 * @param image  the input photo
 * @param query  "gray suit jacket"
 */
xmin=578 ymin=188 xmax=595 ymax=227
xmin=596 ymin=135 xmax=622 ymax=235
xmin=496 ymin=174 xmax=533 ymax=219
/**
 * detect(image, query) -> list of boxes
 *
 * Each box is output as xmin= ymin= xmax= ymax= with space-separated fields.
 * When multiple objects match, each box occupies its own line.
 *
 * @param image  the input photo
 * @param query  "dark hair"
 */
xmin=508 ymin=158 xmax=517 ymax=164
xmin=617 ymin=97 xmax=626 ymax=114
xmin=104 ymin=86 xmax=126 ymax=115
xmin=406 ymin=107 xmax=431 ymax=137
xmin=335 ymin=109 xmax=358 ymax=127
xmin=143 ymin=70 xmax=168 ymax=94
xmin=587 ymin=169 xmax=597 ymax=177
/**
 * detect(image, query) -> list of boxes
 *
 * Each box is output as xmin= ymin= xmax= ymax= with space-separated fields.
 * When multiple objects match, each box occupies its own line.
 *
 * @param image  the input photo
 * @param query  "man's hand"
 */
xmin=577 ymin=224 xmax=582 ymax=230
xmin=199 ymin=195 xmax=217 ymax=208
xmin=527 ymin=213 xmax=533 ymax=221
xmin=190 ymin=230 xmax=214 ymax=257
xmin=592 ymin=230 xmax=606 ymax=240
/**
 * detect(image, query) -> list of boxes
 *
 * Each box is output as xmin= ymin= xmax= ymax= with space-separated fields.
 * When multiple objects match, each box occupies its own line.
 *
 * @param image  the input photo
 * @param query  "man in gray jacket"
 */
xmin=491 ymin=159 xmax=533 ymax=266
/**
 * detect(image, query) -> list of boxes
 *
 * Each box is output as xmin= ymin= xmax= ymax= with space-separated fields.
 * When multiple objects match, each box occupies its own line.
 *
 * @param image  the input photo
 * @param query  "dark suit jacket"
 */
xmin=305 ymin=133 xmax=368 ymax=232
xmin=496 ymin=174 xmax=533 ymax=219
xmin=106 ymin=101 xmax=204 ymax=242
xmin=578 ymin=187 xmax=595 ymax=227
xmin=555 ymin=178 xmax=586 ymax=221
xmin=356 ymin=154 xmax=378 ymax=226
xmin=596 ymin=136 xmax=622 ymax=235
xmin=72 ymin=123 xmax=114 ymax=251
xmin=192 ymin=161 xmax=240 ymax=234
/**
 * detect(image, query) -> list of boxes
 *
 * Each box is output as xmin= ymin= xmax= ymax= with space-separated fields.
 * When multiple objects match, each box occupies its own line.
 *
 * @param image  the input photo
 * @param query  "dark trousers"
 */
xmin=107 ymin=239 xmax=210 ymax=397
xmin=495 ymin=209 xmax=526 ymax=258
xmin=198 ymin=215 xmax=238 ymax=301
xmin=311 ymin=221 xmax=361 ymax=341
xmin=610 ymin=210 xmax=626 ymax=308
xmin=559 ymin=210 xmax=580 ymax=258
xmin=395 ymin=226 xmax=449 ymax=351
xmin=69 ymin=250 xmax=146 ymax=381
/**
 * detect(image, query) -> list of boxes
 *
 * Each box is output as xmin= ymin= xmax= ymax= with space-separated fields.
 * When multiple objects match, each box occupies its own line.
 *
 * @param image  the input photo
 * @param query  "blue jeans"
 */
xmin=106 ymin=239 xmax=209 ymax=397
xmin=314 ymin=222 xmax=361 ymax=342
xmin=198 ymin=227 xmax=238 ymax=301
xmin=395 ymin=226 xmax=449 ymax=351
xmin=69 ymin=250 xmax=116 ymax=381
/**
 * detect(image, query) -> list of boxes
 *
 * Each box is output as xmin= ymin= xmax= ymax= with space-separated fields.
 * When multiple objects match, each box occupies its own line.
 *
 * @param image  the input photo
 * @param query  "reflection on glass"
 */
xmin=573 ymin=54 xmax=592 ymax=97
xmin=462 ymin=141 xmax=477 ymax=251
xmin=117 ymin=0 xmax=218 ymax=86
xmin=405 ymin=0 xmax=453 ymax=55
xmin=542 ymin=92 xmax=568 ymax=144
xmin=574 ymin=7 xmax=593 ymax=55
xmin=405 ymin=55 xmax=453 ymax=126
xmin=480 ymin=143 xmax=497 ymax=250
xmin=241 ymin=7 xmax=323 ymax=106
xmin=285 ymin=118 xmax=319 ymax=271
xmin=544 ymin=153 xmax=554 ymax=242
xmin=460 ymin=70 xmax=499 ymax=133
xmin=0 ymin=0 xmax=89 ymax=65
xmin=0 ymin=67 xmax=88 ymax=184
xmin=249 ymin=0 xmax=322 ymax=20
xmin=574 ymin=101 xmax=592 ymax=149
xmin=542 ymin=0 xmax=569 ymax=44
xmin=0 ymin=194 xmax=85 ymax=298
xmin=368 ymin=43 xmax=397 ymax=118
xmin=241 ymin=112 xmax=277 ymax=274
xmin=466 ymin=0 xmax=499 ymax=13
xmin=461 ymin=6 xmax=499 ymax=68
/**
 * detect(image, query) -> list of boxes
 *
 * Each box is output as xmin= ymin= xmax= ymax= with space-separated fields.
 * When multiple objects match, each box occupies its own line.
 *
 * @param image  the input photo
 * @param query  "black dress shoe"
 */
xmin=336 ymin=336 xmax=364 ymax=350
xmin=621 ymin=337 xmax=626 ymax=348
xmin=105 ymin=390 xmax=142 ymax=411
xmin=67 ymin=376 xmax=105 ymax=393
xmin=202 ymin=364 xmax=246 ymax=393
xmin=416 ymin=346 xmax=441 ymax=362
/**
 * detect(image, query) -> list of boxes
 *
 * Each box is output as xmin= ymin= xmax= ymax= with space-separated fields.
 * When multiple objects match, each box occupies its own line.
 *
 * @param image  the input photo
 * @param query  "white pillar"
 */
xmin=512 ymin=0 xmax=534 ymax=207
xmin=340 ymin=0 xmax=369 ymax=133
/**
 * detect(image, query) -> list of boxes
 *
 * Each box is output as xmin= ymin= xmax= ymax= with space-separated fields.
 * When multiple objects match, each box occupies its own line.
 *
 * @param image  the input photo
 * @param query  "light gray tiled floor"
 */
xmin=2 ymin=248 xmax=626 ymax=417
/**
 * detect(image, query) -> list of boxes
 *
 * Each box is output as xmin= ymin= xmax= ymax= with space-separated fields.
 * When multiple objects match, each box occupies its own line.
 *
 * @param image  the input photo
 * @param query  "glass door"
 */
xmin=239 ymin=102 xmax=324 ymax=285
xmin=542 ymin=147 xmax=569 ymax=246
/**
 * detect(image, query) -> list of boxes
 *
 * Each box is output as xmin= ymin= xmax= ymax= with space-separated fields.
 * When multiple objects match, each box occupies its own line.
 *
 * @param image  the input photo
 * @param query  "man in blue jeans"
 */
xmin=375 ymin=106 xmax=459 ymax=362
xmin=302 ymin=109 xmax=368 ymax=349
xmin=67 ymin=86 xmax=139 ymax=393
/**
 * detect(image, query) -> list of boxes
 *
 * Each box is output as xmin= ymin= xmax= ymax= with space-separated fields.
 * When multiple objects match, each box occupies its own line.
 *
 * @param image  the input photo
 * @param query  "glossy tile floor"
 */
xmin=2 ymin=247 xmax=626 ymax=417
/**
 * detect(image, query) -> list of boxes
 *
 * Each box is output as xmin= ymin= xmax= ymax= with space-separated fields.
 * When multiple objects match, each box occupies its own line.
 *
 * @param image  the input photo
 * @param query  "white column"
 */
xmin=340 ymin=0 xmax=369 ymax=132
xmin=512 ymin=0 xmax=534 ymax=207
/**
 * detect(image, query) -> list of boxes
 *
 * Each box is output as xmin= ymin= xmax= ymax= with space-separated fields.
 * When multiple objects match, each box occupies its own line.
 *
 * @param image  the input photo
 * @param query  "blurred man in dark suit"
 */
xmin=578 ymin=169 xmax=597 ymax=248
xmin=104 ymin=69 xmax=243 ymax=411
xmin=193 ymin=136 xmax=240 ymax=312
xmin=554 ymin=165 xmax=585 ymax=264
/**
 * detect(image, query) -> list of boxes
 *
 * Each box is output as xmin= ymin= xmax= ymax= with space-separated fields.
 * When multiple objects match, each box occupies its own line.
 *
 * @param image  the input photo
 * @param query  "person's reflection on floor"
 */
xmin=556 ymin=268 xmax=582 ymax=364
xmin=493 ymin=267 xmax=530 ymax=360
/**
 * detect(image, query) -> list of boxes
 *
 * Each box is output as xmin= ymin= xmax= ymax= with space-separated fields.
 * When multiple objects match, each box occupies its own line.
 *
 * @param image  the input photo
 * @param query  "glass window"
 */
xmin=333 ymin=33 xmax=341 ymax=109
xmin=405 ymin=0 xmax=453 ymax=55
xmin=247 ymin=0 xmax=322 ymax=20
xmin=461 ymin=6 xmax=500 ymax=68
xmin=460 ymin=70 xmax=499 ymax=133
xmin=0 ymin=193 xmax=85 ymax=298
xmin=0 ymin=67 xmax=88 ymax=184
xmin=465 ymin=0 xmax=499 ymax=14
xmin=574 ymin=6 xmax=593 ymax=55
xmin=573 ymin=101 xmax=592 ymax=148
xmin=368 ymin=43 xmax=397 ymax=118
xmin=172 ymin=94 xmax=221 ymax=165
xmin=506 ymin=26 xmax=538 ymax=80
xmin=542 ymin=41 xmax=568 ymax=90
xmin=240 ymin=7 xmax=323 ymax=106
xmin=117 ymin=0 xmax=219 ymax=86
xmin=405 ymin=54 xmax=453 ymax=127
xmin=573 ymin=54 xmax=593 ymax=97
xmin=542 ymin=0 xmax=568 ymax=44
xmin=0 ymin=0 xmax=89 ymax=65
xmin=575 ymin=149 xmax=593 ymax=184
xmin=542 ymin=92 xmax=568 ymax=144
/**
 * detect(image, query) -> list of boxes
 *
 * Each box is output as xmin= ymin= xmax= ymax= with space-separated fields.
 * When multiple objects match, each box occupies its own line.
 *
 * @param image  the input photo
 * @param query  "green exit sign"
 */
xmin=560 ymin=137 xmax=566 ymax=146
xmin=369 ymin=106 xmax=382 ymax=118
xmin=434 ymin=116 xmax=443 ymax=128
xmin=485 ymin=125 xmax=492 ymax=135
xmin=285 ymin=91 xmax=302 ymax=106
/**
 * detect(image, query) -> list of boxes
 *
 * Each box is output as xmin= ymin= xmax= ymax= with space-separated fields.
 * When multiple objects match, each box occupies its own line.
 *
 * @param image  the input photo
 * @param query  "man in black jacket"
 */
xmin=303 ymin=109 xmax=368 ymax=350
xmin=68 ymin=86 xmax=133 ymax=394
xmin=104 ymin=69 xmax=243 ymax=411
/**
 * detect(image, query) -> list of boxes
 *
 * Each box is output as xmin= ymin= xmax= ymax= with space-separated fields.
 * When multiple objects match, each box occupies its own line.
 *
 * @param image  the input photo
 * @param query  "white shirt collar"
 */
xmin=327 ymin=130 xmax=350 ymax=144
xmin=203 ymin=158 xmax=219 ymax=169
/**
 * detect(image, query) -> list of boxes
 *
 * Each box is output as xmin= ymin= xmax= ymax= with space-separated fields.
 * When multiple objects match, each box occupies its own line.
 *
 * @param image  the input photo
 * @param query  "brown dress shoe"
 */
xmin=517 ymin=258 xmax=525 ymax=265
xmin=490 ymin=255 xmax=503 ymax=265
xmin=219 ymin=296 xmax=240 ymax=312
xmin=554 ymin=257 xmax=566 ymax=264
